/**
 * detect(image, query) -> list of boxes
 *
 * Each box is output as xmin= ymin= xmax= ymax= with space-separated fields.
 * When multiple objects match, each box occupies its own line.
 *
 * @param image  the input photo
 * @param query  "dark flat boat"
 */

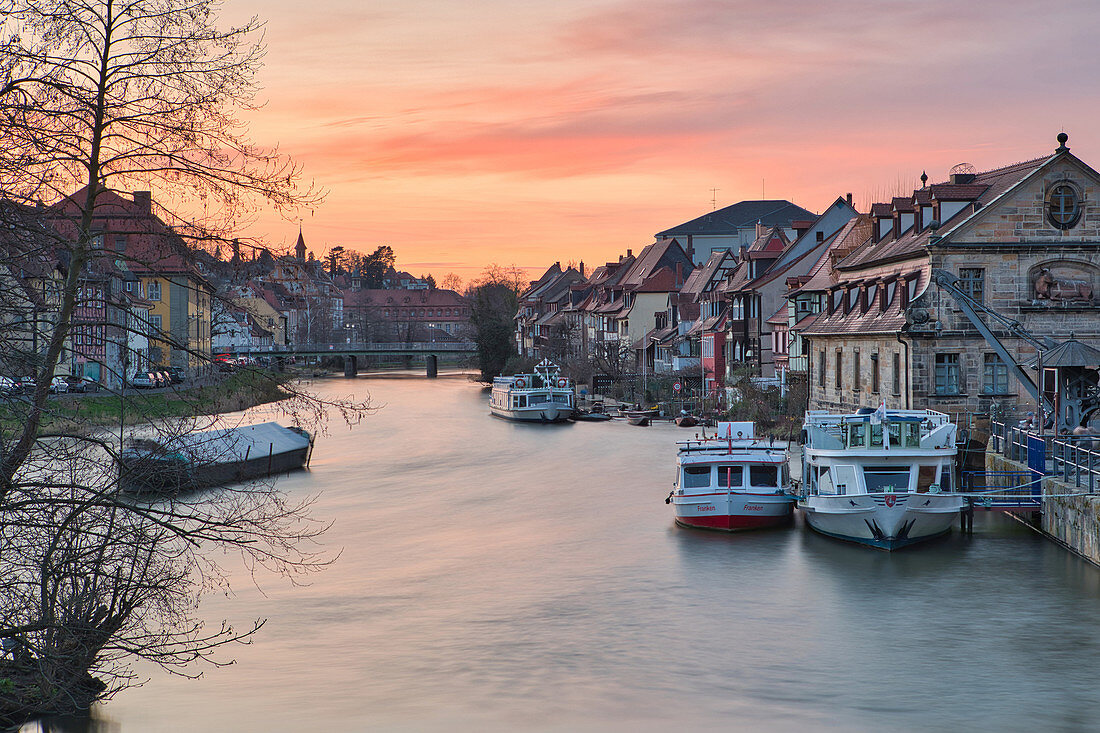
xmin=573 ymin=410 xmax=612 ymax=422
xmin=675 ymin=415 xmax=698 ymax=428
xmin=119 ymin=422 xmax=313 ymax=494
xmin=627 ymin=415 xmax=651 ymax=426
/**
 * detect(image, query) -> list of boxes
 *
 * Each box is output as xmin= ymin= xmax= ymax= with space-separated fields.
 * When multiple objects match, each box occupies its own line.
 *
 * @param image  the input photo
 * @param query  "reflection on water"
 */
xmin=87 ymin=375 xmax=1100 ymax=732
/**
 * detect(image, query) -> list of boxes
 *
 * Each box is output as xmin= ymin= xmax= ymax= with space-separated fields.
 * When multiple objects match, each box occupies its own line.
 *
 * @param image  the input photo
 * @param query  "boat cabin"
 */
xmin=802 ymin=409 xmax=957 ymax=497
xmin=679 ymin=460 xmax=786 ymax=493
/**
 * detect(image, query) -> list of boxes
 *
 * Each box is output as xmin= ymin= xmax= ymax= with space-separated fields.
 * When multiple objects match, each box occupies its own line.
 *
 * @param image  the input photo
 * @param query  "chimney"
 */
xmin=133 ymin=190 xmax=152 ymax=215
xmin=579 ymin=261 xmax=585 ymax=277
xmin=846 ymin=192 xmax=853 ymax=207
xmin=686 ymin=235 xmax=695 ymax=262
xmin=675 ymin=262 xmax=683 ymax=287
xmin=626 ymin=249 xmax=632 ymax=258
xmin=555 ymin=261 xmax=561 ymax=270
xmin=756 ymin=220 xmax=764 ymax=238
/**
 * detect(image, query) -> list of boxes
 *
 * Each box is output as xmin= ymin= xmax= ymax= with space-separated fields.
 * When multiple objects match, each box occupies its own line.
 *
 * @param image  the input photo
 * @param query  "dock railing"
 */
xmin=990 ymin=419 xmax=1100 ymax=495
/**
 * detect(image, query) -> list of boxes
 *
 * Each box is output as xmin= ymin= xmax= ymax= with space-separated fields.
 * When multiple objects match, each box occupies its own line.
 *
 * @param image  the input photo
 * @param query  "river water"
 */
xmin=69 ymin=375 xmax=1100 ymax=732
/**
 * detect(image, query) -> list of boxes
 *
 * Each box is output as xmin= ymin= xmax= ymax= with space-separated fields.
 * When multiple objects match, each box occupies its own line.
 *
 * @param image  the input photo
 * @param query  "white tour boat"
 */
xmin=797 ymin=407 xmax=965 ymax=550
xmin=489 ymin=359 xmax=574 ymax=423
xmin=666 ymin=422 xmax=795 ymax=531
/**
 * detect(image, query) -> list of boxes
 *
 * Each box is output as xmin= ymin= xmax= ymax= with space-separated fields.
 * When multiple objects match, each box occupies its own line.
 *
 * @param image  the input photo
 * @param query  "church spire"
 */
xmin=295 ymin=225 xmax=306 ymax=261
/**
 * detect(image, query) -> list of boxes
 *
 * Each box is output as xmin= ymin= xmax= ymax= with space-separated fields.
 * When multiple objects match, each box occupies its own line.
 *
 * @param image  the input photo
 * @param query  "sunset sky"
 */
xmin=224 ymin=0 xmax=1100 ymax=284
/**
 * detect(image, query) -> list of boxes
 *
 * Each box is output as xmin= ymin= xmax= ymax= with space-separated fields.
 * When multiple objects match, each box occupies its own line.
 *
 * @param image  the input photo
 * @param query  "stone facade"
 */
xmin=803 ymin=139 xmax=1100 ymax=424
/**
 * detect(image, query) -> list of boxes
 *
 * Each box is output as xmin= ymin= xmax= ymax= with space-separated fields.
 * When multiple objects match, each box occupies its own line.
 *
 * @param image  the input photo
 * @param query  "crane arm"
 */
xmin=931 ymin=269 xmax=1054 ymax=414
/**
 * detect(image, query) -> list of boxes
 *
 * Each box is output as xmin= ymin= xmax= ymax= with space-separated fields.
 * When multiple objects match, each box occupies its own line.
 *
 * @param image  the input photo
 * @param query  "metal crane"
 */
xmin=931 ymin=269 xmax=1057 ymax=417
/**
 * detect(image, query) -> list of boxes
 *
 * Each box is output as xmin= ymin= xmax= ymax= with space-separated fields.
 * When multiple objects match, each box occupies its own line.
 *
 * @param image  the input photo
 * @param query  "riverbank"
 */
xmin=0 ymin=369 xmax=291 ymax=433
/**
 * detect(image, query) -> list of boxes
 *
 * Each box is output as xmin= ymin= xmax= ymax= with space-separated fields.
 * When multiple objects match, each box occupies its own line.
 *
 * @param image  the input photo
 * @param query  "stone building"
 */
xmin=802 ymin=134 xmax=1100 ymax=426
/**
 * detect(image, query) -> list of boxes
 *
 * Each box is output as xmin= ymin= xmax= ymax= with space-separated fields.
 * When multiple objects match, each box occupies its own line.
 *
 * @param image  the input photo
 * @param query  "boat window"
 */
xmin=863 ymin=466 xmax=910 ymax=493
xmin=683 ymin=465 xmax=712 ymax=488
xmin=846 ymin=422 xmax=867 ymax=447
xmin=530 ymin=393 xmax=546 ymax=403
xmin=939 ymin=466 xmax=952 ymax=492
xmin=916 ymin=465 xmax=937 ymax=493
xmin=717 ymin=465 xmax=743 ymax=487
xmin=749 ymin=465 xmax=778 ymax=488
xmin=552 ymin=394 xmax=569 ymax=404
xmin=900 ymin=423 xmax=920 ymax=448
xmin=870 ymin=425 xmax=884 ymax=447
xmin=817 ymin=466 xmax=835 ymax=494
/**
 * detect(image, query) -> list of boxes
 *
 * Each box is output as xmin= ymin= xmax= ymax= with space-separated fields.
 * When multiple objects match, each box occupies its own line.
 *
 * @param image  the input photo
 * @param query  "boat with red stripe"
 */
xmin=666 ymin=422 xmax=794 ymax=531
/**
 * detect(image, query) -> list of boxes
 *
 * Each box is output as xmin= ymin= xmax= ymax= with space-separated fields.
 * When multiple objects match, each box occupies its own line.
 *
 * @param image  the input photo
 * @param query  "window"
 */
xmin=959 ymin=268 xmax=984 ymax=304
xmin=150 ymin=314 xmax=162 ymax=336
xmin=683 ymin=465 xmax=711 ymax=489
xmin=818 ymin=350 xmax=826 ymax=387
xmin=114 ymin=235 xmax=126 ymax=252
xmin=871 ymin=353 xmax=880 ymax=393
xmin=816 ymin=231 xmax=824 ymax=243
xmin=866 ymin=283 xmax=878 ymax=310
xmin=835 ymin=350 xmax=842 ymax=390
xmin=892 ymin=352 xmax=901 ymax=395
xmin=982 ymin=353 xmax=1010 ymax=395
xmin=864 ymin=466 xmax=911 ymax=493
xmin=1047 ymin=183 xmax=1081 ymax=230
xmin=148 ymin=281 xmax=161 ymax=301
xmin=853 ymin=350 xmax=861 ymax=390
xmin=717 ymin=465 xmax=743 ymax=488
xmin=935 ymin=354 xmax=960 ymax=395
xmin=885 ymin=280 xmax=896 ymax=309
xmin=125 ymin=281 xmax=133 ymax=292
xmin=796 ymin=298 xmax=811 ymax=315
xmin=749 ymin=465 xmax=779 ymax=488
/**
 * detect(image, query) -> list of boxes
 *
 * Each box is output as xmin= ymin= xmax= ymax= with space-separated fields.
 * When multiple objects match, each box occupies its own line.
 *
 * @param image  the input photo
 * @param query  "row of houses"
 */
xmin=518 ymin=134 xmax=1100 ymax=423
xmin=0 ymin=188 xmax=470 ymax=389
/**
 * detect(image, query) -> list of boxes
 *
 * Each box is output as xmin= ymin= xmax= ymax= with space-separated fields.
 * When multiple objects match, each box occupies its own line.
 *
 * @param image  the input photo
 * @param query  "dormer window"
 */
xmin=847 ymin=287 xmax=858 ymax=313
xmin=884 ymin=280 xmax=896 ymax=311
xmin=867 ymin=283 xmax=878 ymax=311
xmin=1047 ymin=183 xmax=1081 ymax=230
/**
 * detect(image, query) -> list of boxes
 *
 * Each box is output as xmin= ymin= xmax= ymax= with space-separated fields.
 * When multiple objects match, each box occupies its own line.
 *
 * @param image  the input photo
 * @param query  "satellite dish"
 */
xmin=950 ymin=162 xmax=975 ymax=176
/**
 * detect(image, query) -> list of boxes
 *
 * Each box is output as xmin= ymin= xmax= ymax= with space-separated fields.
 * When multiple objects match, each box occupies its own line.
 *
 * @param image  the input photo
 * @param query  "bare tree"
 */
xmin=0 ymin=0 xmax=360 ymax=723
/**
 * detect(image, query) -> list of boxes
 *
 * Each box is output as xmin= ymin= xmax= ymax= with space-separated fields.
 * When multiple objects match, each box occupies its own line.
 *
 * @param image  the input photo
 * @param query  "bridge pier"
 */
xmin=426 ymin=354 xmax=438 ymax=379
xmin=343 ymin=355 xmax=358 ymax=378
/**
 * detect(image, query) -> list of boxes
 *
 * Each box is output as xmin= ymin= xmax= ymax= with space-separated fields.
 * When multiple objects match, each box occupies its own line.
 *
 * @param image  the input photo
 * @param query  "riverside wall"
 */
xmin=986 ymin=450 xmax=1100 ymax=566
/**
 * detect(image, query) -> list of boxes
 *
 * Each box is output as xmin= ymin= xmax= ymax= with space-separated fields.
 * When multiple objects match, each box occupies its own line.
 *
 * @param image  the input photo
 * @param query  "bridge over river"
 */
xmin=219 ymin=340 xmax=477 ymax=377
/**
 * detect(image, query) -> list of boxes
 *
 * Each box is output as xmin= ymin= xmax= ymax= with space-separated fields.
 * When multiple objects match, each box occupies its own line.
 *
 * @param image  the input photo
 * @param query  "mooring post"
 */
xmin=344 ymin=354 xmax=358 ymax=378
xmin=426 ymin=354 xmax=438 ymax=378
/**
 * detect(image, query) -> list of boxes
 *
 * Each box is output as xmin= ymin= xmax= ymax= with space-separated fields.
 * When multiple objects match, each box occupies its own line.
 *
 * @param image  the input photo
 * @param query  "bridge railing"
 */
xmin=222 ymin=341 xmax=476 ymax=354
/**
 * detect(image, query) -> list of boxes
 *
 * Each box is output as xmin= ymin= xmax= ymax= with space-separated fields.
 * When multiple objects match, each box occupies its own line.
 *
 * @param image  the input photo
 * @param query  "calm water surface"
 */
xmin=90 ymin=375 xmax=1100 ymax=732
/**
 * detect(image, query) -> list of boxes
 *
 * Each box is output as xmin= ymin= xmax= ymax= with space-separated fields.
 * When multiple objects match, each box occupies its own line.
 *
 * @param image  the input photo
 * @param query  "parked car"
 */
xmin=65 ymin=375 xmax=100 ymax=393
xmin=166 ymin=367 xmax=186 ymax=384
xmin=15 ymin=376 xmax=37 ymax=395
xmin=49 ymin=376 xmax=69 ymax=394
xmin=156 ymin=371 xmax=171 ymax=388
xmin=0 ymin=376 xmax=15 ymax=395
xmin=130 ymin=372 xmax=156 ymax=388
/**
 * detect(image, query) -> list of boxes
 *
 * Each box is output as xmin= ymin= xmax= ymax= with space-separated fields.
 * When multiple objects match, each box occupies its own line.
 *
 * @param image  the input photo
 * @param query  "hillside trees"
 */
xmin=0 ymin=0 xmax=358 ymax=721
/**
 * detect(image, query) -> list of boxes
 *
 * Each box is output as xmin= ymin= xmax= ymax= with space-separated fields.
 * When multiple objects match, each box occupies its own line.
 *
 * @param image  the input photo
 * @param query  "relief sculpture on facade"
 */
xmin=1032 ymin=263 xmax=1096 ymax=303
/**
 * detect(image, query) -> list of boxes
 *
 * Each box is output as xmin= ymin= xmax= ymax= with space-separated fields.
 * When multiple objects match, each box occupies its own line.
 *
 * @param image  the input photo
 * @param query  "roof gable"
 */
xmin=655 ymin=200 xmax=816 ymax=237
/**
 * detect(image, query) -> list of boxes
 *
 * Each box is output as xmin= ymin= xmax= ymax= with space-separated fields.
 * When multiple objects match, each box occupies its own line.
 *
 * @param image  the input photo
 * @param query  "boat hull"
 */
xmin=798 ymin=493 xmax=964 ymax=550
xmin=489 ymin=404 xmax=572 ymax=422
xmin=672 ymin=492 xmax=794 ymax=531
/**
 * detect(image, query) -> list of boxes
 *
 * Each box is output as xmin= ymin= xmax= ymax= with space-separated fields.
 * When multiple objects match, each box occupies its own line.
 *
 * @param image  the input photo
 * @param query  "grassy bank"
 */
xmin=1 ymin=369 xmax=290 ymax=434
